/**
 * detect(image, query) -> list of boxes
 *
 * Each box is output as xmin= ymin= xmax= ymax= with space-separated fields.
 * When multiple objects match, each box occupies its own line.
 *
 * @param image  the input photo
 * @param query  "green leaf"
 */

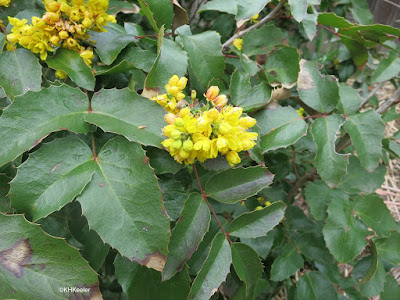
xmin=0 ymin=213 xmax=99 ymax=299
xmin=180 ymin=31 xmax=224 ymax=88
xmin=372 ymin=51 xmax=400 ymax=83
xmin=337 ymin=156 xmax=386 ymax=194
xmin=304 ymin=180 xmax=349 ymax=221
xmin=242 ymin=24 xmax=288 ymax=56
xmin=230 ymin=70 xmax=271 ymax=112
xmin=0 ymin=48 xmax=42 ymax=98
xmin=9 ymin=137 xmax=95 ymax=221
xmin=84 ymin=88 xmax=167 ymax=147
xmin=0 ymin=85 xmax=89 ymax=168
xmin=231 ymin=243 xmax=263 ymax=291
xmin=144 ymin=30 xmax=188 ymax=95
xmin=187 ymin=233 xmax=232 ymax=300
xmin=236 ymin=0 xmax=271 ymax=22
xmin=228 ymin=201 xmax=286 ymax=238
xmin=294 ymin=232 xmax=335 ymax=263
xmin=145 ymin=146 xmax=184 ymax=174
xmin=375 ymin=231 xmax=400 ymax=266
xmin=162 ymin=193 xmax=211 ymax=281
xmin=257 ymin=106 xmax=308 ymax=153
xmin=297 ymin=271 xmax=338 ymax=300
xmin=343 ymin=110 xmax=385 ymax=172
xmin=46 ymin=49 xmax=95 ymax=91
xmin=288 ymin=0 xmax=308 ymax=22
xmin=381 ymin=274 xmax=400 ymax=300
xmin=241 ymin=230 xmax=275 ymax=259
xmin=353 ymin=194 xmax=397 ymax=237
xmin=336 ymin=83 xmax=362 ymax=115
xmin=205 ymin=166 xmax=274 ymax=204
xmin=358 ymin=257 xmax=386 ymax=297
xmin=90 ymin=23 xmax=138 ymax=65
xmin=159 ymin=177 xmax=190 ymax=221
xmin=270 ymin=243 xmax=304 ymax=281
xmin=317 ymin=12 xmax=354 ymax=29
xmin=350 ymin=0 xmax=373 ymax=25
xmin=0 ymin=32 xmax=6 ymax=52
xmin=199 ymin=0 xmax=238 ymax=15
xmin=301 ymin=13 xmax=318 ymax=41
xmin=0 ymin=0 xmax=36 ymax=23
xmin=383 ymin=139 xmax=400 ymax=159
xmin=341 ymin=36 xmax=369 ymax=67
xmin=140 ymin=0 xmax=173 ymax=30
xmin=137 ymin=0 xmax=158 ymax=32
xmin=323 ymin=197 xmax=369 ymax=262
xmin=0 ymin=174 xmax=13 ymax=213
xmin=114 ymin=254 xmax=191 ymax=300
xmin=77 ymin=137 xmax=170 ymax=270
xmin=297 ymin=59 xmax=340 ymax=113
xmin=311 ymin=115 xmax=348 ymax=187
xmin=265 ymin=46 xmax=300 ymax=87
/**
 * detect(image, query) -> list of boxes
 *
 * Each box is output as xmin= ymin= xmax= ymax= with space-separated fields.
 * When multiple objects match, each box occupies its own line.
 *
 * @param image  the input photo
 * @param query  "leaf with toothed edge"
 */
xmin=77 ymin=137 xmax=170 ymax=271
xmin=311 ymin=115 xmax=348 ymax=188
xmin=297 ymin=271 xmax=339 ymax=300
xmin=270 ymin=243 xmax=304 ymax=281
xmin=0 ymin=213 xmax=100 ymax=299
xmin=374 ymin=231 xmax=400 ymax=266
xmin=84 ymin=88 xmax=167 ymax=148
xmin=162 ymin=193 xmax=211 ymax=281
xmin=204 ymin=166 xmax=274 ymax=204
xmin=0 ymin=85 xmax=90 ymax=168
xmin=228 ymin=201 xmax=286 ymax=238
xmin=187 ymin=233 xmax=232 ymax=300
xmin=9 ymin=137 xmax=96 ymax=222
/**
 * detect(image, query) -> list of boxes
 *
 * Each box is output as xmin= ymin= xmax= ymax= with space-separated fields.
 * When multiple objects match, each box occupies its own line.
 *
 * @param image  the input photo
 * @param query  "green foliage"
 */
xmin=0 ymin=0 xmax=399 ymax=298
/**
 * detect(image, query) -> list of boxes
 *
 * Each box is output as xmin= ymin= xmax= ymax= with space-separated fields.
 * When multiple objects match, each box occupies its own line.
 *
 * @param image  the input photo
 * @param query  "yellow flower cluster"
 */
xmin=233 ymin=38 xmax=243 ymax=51
xmin=155 ymin=75 xmax=258 ymax=166
xmin=151 ymin=75 xmax=188 ymax=114
xmin=6 ymin=0 xmax=116 ymax=65
xmin=0 ymin=0 xmax=11 ymax=7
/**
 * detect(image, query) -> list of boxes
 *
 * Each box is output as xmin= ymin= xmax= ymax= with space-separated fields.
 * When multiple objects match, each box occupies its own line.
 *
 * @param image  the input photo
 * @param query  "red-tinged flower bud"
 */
xmin=205 ymin=86 xmax=219 ymax=101
xmin=212 ymin=94 xmax=228 ymax=108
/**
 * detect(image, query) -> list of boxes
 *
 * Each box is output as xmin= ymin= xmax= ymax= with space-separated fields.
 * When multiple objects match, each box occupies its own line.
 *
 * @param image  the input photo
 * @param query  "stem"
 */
xmin=301 ymin=114 xmax=326 ymax=120
xmin=193 ymin=163 xmax=233 ymax=245
xmin=91 ymin=133 xmax=98 ymax=162
xmin=135 ymin=32 xmax=175 ymax=39
xmin=376 ymin=86 xmax=400 ymax=114
xmin=360 ymin=82 xmax=385 ymax=107
xmin=317 ymin=23 xmax=342 ymax=37
xmin=222 ymin=0 xmax=287 ymax=50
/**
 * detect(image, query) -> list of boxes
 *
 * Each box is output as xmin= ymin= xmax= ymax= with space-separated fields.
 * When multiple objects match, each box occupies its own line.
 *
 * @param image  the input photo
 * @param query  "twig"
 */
xmin=291 ymin=146 xmax=299 ymax=180
xmin=193 ymin=163 xmax=233 ymax=245
xmin=383 ymin=0 xmax=400 ymax=9
xmin=376 ymin=86 xmax=400 ymax=114
xmin=360 ymin=82 xmax=385 ymax=107
xmin=91 ymin=133 xmax=98 ymax=162
xmin=222 ymin=0 xmax=287 ymax=50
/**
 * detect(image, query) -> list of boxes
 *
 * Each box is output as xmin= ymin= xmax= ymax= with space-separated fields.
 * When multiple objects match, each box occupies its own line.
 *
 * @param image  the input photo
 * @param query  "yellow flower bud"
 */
xmin=226 ymin=151 xmax=241 ymax=166
xmin=164 ymin=113 xmax=176 ymax=125
xmin=233 ymin=38 xmax=243 ymax=51
xmin=82 ymin=18 xmax=92 ymax=28
xmin=49 ymin=35 xmax=60 ymax=46
xmin=177 ymin=77 xmax=188 ymax=90
xmin=205 ymin=86 xmax=219 ymax=101
xmin=107 ymin=15 xmax=117 ymax=23
xmin=218 ymin=122 xmax=231 ymax=135
xmin=55 ymin=70 xmax=67 ymax=79
xmin=239 ymin=116 xmax=257 ymax=128
xmin=168 ymin=75 xmax=179 ymax=86
xmin=179 ymin=107 xmax=191 ymax=118
xmin=206 ymin=108 xmax=219 ymax=122
xmin=179 ymin=148 xmax=190 ymax=159
xmin=46 ymin=1 xmax=60 ymax=12
xmin=171 ymin=129 xmax=182 ymax=140
xmin=212 ymin=94 xmax=228 ymax=108
xmin=191 ymin=90 xmax=196 ymax=100
xmin=43 ymin=12 xmax=60 ymax=23
xmin=172 ymin=140 xmax=182 ymax=149
xmin=183 ymin=139 xmax=193 ymax=151
xmin=59 ymin=31 xmax=69 ymax=39
xmin=174 ymin=117 xmax=185 ymax=127
xmin=66 ymin=37 xmax=77 ymax=48
xmin=162 ymin=138 xmax=174 ymax=148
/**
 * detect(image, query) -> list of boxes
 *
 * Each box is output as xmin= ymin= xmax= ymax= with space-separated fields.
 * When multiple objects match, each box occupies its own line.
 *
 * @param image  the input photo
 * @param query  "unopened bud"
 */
xmin=174 ymin=117 xmax=185 ymax=127
xmin=205 ymin=86 xmax=219 ymax=101
xmin=183 ymin=139 xmax=193 ymax=151
xmin=179 ymin=107 xmax=190 ymax=118
xmin=59 ymin=30 xmax=69 ymax=39
xmin=239 ymin=116 xmax=256 ymax=128
xmin=172 ymin=140 xmax=182 ymax=149
xmin=212 ymin=94 xmax=228 ymax=108
xmin=171 ymin=129 xmax=182 ymax=140
xmin=179 ymin=148 xmax=190 ymax=159
xmin=168 ymin=75 xmax=179 ymax=86
xmin=191 ymin=90 xmax=196 ymax=100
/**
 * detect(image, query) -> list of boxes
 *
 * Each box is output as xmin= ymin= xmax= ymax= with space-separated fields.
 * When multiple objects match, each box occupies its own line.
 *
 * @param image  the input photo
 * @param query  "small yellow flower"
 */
xmin=250 ymin=14 xmax=259 ymax=23
xmin=55 ymin=70 xmax=67 ymax=79
xmin=233 ymin=38 xmax=243 ymax=51
xmin=296 ymin=107 xmax=305 ymax=117
xmin=0 ymin=0 xmax=11 ymax=7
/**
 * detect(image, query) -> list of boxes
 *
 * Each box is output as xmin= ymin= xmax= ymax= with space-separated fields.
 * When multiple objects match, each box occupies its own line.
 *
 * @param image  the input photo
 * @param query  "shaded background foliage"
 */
xmin=0 ymin=0 xmax=400 ymax=299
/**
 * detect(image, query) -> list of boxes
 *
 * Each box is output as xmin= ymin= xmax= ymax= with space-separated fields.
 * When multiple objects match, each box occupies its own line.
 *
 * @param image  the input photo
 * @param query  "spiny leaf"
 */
xmin=375 ymin=231 xmax=400 ymax=266
xmin=297 ymin=271 xmax=338 ymax=300
xmin=270 ymin=243 xmax=304 ymax=281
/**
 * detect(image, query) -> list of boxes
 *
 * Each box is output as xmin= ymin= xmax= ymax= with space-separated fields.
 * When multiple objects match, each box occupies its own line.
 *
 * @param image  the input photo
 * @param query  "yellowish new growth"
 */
xmin=6 ymin=0 xmax=116 ymax=65
xmin=152 ymin=75 xmax=258 ymax=167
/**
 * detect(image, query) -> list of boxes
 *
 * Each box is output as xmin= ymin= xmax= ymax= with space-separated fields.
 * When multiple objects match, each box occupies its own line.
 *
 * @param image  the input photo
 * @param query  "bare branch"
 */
xmin=376 ymin=86 xmax=400 ymax=114
xmin=360 ymin=82 xmax=384 ymax=107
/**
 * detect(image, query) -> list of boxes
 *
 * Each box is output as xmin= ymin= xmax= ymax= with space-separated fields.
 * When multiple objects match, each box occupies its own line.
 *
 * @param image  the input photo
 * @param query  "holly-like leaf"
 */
xmin=231 ymin=243 xmax=263 ymax=291
xmin=77 ymin=137 xmax=170 ymax=271
xmin=270 ymin=243 xmax=304 ymax=281
xmin=256 ymin=106 xmax=308 ymax=153
xmin=46 ymin=49 xmax=95 ymax=91
xmin=9 ymin=137 xmax=95 ymax=221
xmin=145 ymin=146 xmax=184 ymax=174
xmin=230 ymin=70 xmax=271 ymax=112
xmin=187 ymin=233 xmax=232 ymax=300
xmin=343 ymin=110 xmax=385 ymax=172
xmin=179 ymin=31 xmax=224 ymax=88
xmin=162 ymin=193 xmax=211 ymax=281
xmin=242 ymin=24 xmax=288 ymax=56
xmin=297 ymin=271 xmax=338 ymax=300
xmin=139 ymin=0 xmax=173 ymax=30
xmin=0 ymin=174 xmax=13 ymax=213
xmin=381 ymin=274 xmax=400 ymax=300
xmin=288 ymin=0 xmax=307 ymax=22
xmin=372 ymin=51 xmax=400 ymax=83
xmin=357 ymin=256 xmax=386 ymax=297
xmin=338 ymin=156 xmax=386 ymax=194
xmin=205 ymin=166 xmax=274 ymax=204
xmin=114 ymin=254 xmax=191 ymax=300
xmin=323 ymin=197 xmax=369 ymax=262
xmin=84 ymin=88 xmax=166 ymax=147
xmin=0 ymin=48 xmax=42 ymax=98
xmin=317 ymin=12 xmax=354 ymax=28
xmin=297 ymin=59 xmax=340 ymax=113
xmin=228 ymin=201 xmax=286 ymax=238
xmin=236 ymin=0 xmax=271 ymax=23
xmin=311 ymin=115 xmax=348 ymax=187
xmin=336 ymin=83 xmax=362 ymax=115
xmin=90 ymin=23 xmax=138 ymax=65
xmin=375 ymin=231 xmax=400 ymax=266
xmin=353 ymin=194 xmax=397 ymax=237
xmin=0 ymin=213 xmax=99 ymax=299
xmin=304 ymin=180 xmax=349 ymax=221
xmin=0 ymin=85 xmax=89 ymax=168
xmin=265 ymin=46 xmax=300 ymax=87
xmin=240 ymin=230 xmax=275 ymax=259
xmin=199 ymin=0 xmax=237 ymax=15
xmin=144 ymin=29 xmax=188 ymax=95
